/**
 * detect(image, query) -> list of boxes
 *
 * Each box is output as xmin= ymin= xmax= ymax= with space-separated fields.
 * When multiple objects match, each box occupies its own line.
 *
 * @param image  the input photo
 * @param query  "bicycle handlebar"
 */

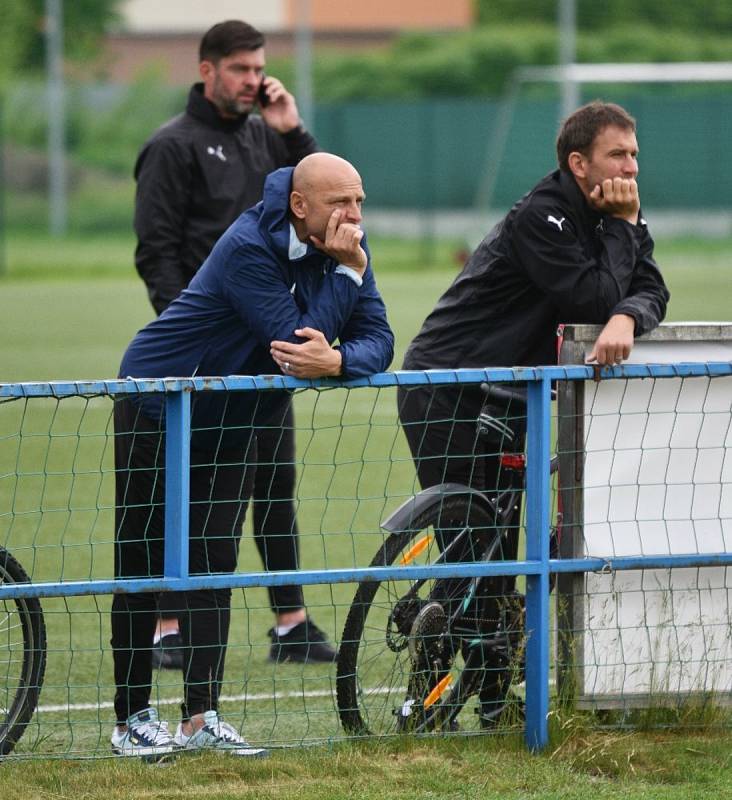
xmin=480 ymin=383 xmax=526 ymax=409
xmin=480 ymin=382 xmax=556 ymax=409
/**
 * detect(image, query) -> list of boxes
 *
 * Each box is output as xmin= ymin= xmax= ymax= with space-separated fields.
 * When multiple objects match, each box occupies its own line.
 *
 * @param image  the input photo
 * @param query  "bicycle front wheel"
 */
xmin=0 ymin=547 xmax=47 ymax=757
xmin=336 ymin=495 xmax=522 ymax=736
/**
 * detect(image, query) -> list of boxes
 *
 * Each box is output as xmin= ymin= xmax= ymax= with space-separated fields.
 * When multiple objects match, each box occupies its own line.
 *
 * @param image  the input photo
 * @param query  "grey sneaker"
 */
xmin=173 ymin=710 xmax=268 ymax=758
xmin=111 ymin=707 xmax=175 ymax=759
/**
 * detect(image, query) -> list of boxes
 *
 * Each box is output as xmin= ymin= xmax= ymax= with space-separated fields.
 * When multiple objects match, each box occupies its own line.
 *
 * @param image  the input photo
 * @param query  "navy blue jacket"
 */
xmin=121 ymin=166 xmax=394 ymax=440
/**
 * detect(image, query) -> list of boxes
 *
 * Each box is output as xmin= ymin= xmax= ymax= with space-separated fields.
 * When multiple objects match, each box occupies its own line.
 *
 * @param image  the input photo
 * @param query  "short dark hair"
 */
xmin=199 ymin=20 xmax=265 ymax=63
xmin=556 ymin=101 xmax=636 ymax=172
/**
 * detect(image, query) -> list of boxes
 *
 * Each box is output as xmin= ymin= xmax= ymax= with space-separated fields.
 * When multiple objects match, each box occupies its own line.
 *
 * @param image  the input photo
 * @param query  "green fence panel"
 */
xmin=315 ymin=90 xmax=732 ymax=211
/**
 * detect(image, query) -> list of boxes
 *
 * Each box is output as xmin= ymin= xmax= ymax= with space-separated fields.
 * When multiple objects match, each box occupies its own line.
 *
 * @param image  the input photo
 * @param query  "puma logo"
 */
xmin=206 ymin=145 xmax=226 ymax=162
xmin=547 ymin=215 xmax=566 ymax=231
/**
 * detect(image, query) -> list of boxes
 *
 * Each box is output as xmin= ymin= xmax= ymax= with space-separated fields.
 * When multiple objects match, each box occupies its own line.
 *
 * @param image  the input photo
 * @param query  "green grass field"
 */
xmin=0 ymin=232 xmax=731 ymax=794
xmin=1 ymin=730 xmax=730 ymax=800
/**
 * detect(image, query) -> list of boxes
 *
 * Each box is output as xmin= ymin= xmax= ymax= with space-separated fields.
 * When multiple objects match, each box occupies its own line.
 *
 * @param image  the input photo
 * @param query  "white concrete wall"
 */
xmin=580 ymin=335 xmax=732 ymax=698
xmin=120 ymin=0 xmax=285 ymax=33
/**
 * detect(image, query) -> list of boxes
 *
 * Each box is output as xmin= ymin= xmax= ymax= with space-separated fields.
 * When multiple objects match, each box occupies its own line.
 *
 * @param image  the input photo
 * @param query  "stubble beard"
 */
xmin=212 ymin=77 xmax=252 ymax=118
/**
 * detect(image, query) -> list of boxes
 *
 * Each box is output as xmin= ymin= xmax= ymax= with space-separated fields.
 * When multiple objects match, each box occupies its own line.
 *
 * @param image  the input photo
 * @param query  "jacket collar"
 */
xmin=186 ymin=83 xmax=250 ymax=133
xmin=257 ymin=168 xmax=323 ymax=264
xmin=560 ymin=169 xmax=646 ymax=232
xmin=558 ymin=168 xmax=603 ymax=230
xmin=288 ymin=224 xmax=308 ymax=260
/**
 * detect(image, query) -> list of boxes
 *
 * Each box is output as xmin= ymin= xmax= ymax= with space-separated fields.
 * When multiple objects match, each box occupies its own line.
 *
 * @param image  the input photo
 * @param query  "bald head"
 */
xmin=289 ymin=152 xmax=365 ymax=244
xmin=292 ymin=152 xmax=361 ymax=195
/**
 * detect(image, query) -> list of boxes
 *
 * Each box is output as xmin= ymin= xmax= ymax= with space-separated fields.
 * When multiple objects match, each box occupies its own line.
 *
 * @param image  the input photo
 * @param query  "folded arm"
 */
xmin=269 ymin=265 xmax=394 ymax=379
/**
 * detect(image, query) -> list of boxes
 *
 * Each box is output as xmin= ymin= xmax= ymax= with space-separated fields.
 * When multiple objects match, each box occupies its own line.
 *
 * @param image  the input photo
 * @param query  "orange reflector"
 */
xmin=398 ymin=534 xmax=434 ymax=566
xmin=423 ymin=674 xmax=452 ymax=709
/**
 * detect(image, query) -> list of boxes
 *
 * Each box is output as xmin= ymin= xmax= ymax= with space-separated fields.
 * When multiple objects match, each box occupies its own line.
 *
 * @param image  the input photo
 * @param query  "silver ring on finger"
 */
xmin=284 ymin=361 xmax=290 ymax=372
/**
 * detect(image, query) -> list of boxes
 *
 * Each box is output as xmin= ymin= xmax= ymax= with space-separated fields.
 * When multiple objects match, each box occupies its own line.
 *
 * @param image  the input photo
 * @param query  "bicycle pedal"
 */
xmin=394 ymin=697 xmax=417 ymax=719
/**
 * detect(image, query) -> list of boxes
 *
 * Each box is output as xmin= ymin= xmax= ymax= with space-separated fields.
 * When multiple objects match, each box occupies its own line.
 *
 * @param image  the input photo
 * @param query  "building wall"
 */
xmin=120 ymin=0 xmax=285 ymax=33
xmin=102 ymin=30 xmax=396 ymax=84
xmin=284 ymin=0 xmax=472 ymax=30
xmin=106 ymin=0 xmax=473 ymax=84
xmin=119 ymin=0 xmax=472 ymax=33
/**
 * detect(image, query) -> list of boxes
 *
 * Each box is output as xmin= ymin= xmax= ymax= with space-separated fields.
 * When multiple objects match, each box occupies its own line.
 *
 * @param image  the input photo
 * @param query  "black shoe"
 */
xmin=268 ymin=618 xmax=337 ymax=664
xmin=151 ymin=633 xmax=184 ymax=670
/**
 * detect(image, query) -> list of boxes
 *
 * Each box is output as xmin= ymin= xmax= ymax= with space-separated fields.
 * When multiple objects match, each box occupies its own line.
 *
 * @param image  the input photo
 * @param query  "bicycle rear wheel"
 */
xmin=336 ymin=495 xmax=524 ymax=736
xmin=0 ymin=547 xmax=47 ymax=757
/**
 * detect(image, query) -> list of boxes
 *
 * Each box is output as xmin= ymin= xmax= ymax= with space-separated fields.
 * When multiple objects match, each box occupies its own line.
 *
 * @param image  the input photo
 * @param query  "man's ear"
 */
xmin=199 ymin=60 xmax=215 ymax=82
xmin=290 ymin=191 xmax=306 ymax=220
xmin=567 ymin=151 xmax=587 ymax=180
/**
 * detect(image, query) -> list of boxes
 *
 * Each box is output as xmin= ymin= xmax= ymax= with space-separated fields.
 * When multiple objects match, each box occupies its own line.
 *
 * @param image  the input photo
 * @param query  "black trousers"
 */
xmin=250 ymin=404 xmax=304 ymax=612
xmin=397 ymin=384 xmax=506 ymax=491
xmin=157 ymin=401 xmax=303 ymax=621
xmin=111 ymin=396 xmax=296 ymax=722
xmin=396 ymin=383 xmax=523 ymax=560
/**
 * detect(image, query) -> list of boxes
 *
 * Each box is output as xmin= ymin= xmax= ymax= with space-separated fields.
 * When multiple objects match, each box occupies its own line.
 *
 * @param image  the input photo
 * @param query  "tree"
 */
xmin=0 ymin=0 xmax=121 ymax=86
xmin=476 ymin=0 xmax=732 ymax=35
xmin=0 ymin=0 xmax=36 ymax=86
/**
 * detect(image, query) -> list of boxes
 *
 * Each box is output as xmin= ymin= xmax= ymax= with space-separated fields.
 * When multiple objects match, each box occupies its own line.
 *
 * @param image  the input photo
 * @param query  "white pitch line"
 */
xmin=37 ymin=686 xmax=401 ymax=714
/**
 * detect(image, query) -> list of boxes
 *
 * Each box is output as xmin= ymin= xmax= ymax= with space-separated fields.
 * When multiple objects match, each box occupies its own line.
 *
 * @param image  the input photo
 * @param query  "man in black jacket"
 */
xmin=398 ymin=101 xmax=670 ymax=723
xmin=135 ymin=21 xmax=318 ymax=312
xmin=133 ymin=20 xmax=335 ymax=668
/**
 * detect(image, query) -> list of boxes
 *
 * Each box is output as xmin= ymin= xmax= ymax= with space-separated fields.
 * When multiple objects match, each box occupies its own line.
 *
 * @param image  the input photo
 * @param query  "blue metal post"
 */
xmin=524 ymin=377 xmax=552 ymax=750
xmin=164 ymin=390 xmax=191 ymax=581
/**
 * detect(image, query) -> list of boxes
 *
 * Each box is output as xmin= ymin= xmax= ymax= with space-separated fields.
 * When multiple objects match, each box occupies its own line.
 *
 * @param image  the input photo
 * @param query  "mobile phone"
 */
xmin=257 ymin=76 xmax=270 ymax=108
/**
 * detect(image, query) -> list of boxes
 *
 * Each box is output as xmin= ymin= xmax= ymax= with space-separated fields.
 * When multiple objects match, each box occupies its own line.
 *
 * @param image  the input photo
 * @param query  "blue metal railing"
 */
xmin=1 ymin=361 xmax=732 ymax=751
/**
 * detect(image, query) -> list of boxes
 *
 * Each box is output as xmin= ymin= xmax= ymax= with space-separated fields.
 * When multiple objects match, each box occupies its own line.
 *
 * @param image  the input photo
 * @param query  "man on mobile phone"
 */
xmin=135 ymin=20 xmax=317 ymax=314
xmin=132 ymin=20 xmax=332 ymax=670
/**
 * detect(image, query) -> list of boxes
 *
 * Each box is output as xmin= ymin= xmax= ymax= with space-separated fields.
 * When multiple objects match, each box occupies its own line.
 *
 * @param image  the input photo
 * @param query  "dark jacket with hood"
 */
xmin=404 ymin=169 xmax=669 ymax=372
xmin=134 ymin=83 xmax=319 ymax=313
xmin=121 ymin=166 xmax=394 ymax=444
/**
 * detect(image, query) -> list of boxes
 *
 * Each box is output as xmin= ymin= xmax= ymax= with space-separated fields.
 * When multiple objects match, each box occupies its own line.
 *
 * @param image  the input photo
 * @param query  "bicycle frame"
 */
xmin=365 ymin=412 xmax=558 ymax=726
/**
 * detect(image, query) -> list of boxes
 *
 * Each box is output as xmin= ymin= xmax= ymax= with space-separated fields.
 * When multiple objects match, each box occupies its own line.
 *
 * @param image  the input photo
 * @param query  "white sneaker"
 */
xmin=173 ymin=710 xmax=268 ymax=758
xmin=111 ymin=707 xmax=175 ymax=759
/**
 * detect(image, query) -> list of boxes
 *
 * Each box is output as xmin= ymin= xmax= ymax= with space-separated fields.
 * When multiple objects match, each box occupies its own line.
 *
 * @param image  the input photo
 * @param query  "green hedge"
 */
xmin=477 ymin=0 xmax=732 ymax=34
xmin=309 ymin=24 xmax=732 ymax=101
xmin=3 ymin=22 xmax=731 ymax=190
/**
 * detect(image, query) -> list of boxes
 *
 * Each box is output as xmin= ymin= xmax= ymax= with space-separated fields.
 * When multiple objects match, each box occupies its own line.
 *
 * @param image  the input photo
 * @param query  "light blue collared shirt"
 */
xmin=288 ymin=224 xmax=363 ymax=287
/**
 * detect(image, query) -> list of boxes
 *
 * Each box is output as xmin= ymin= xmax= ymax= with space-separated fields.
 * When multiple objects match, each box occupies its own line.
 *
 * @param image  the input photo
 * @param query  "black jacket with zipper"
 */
xmin=404 ymin=169 xmax=669 ymax=372
xmin=133 ymin=83 xmax=319 ymax=314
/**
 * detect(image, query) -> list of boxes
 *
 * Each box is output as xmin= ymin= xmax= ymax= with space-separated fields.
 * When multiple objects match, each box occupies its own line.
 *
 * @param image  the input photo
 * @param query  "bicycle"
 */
xmin=0 ymin=545 xmax=47 ymax=757
xmin=336 ymin=383 xmax=559 ymax=735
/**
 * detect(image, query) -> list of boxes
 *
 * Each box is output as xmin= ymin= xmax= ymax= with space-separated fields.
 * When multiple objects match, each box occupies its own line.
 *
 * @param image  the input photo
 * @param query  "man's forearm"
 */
xmin=282 ymin=125 xmax=319 ymax=165
xmin=612 ymin=253 xmax=670 ymax=338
